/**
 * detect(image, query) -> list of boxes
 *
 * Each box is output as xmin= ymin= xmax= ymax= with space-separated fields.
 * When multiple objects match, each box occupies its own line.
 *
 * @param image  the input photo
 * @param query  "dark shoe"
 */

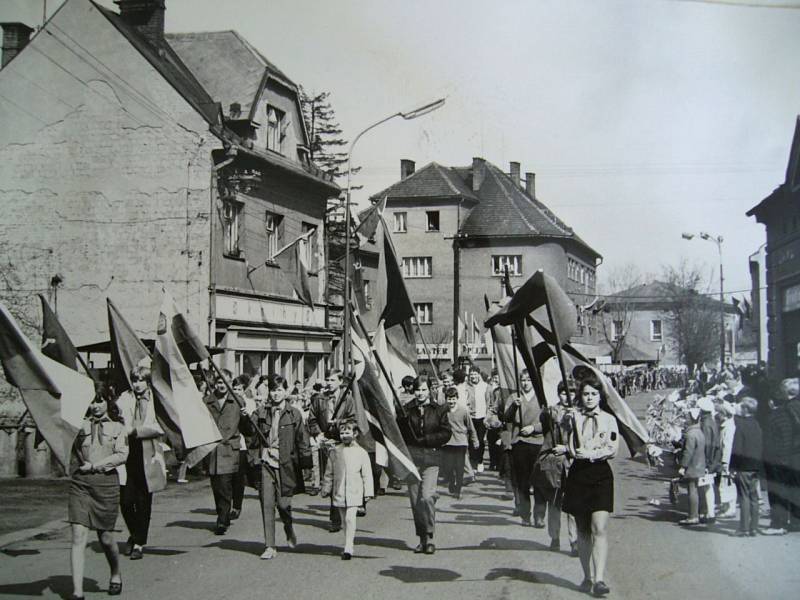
xmin=424 ymin=543 xmax=436 ymax=555
xmin=129 ymin=546 xmax=143 ymax=560
xmin=414 ymin=543 xmax=425 ymax=553
xmin=230 ymin=508 xmax=241 ymax=521
xmin=357 ymin=506 xmax=367 ymax=517
xmin=70 ymin=595 xmax=85 ymax=600
xmin=579 ymin=579 xmax=593 ymax=593
xmin=308 ymin=487 xmax=319 ymax=496
xmin=570 ymin=542 xmax=579 ymax=557
xmin=521 ymin=517 xmax=532 ymax=527
xmin=391 ymin=482 xmax=403 ymax=490
xmin=214 ymin=525 xmax=227 ymax=536
xmin=341 ymin=552 xmax=352 ymax=560
xmin=377 ymin=488 xmax=386 ymax=496
xmin=592 ymin=581 xmax=610 ymax=597
xmin=329 ymin=524 xmax=342 ymax=533
xmin=108 ymin=580 xmax=122 ymax=596
xmin=533 ymin=519 xmax=545 ymax=529
xmin=699 ymin=516 xmax=716 ymax=525
xmin=511 ymin=508 xmax=520 ymax=517
xmin=549 ymin=537 xmax=560 ymax=551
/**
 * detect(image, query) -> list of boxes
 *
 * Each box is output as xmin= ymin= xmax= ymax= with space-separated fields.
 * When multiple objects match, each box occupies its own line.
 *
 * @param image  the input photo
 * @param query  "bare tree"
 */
xmin=599 ymin=263 xmax=642 ymax=364
xmin=661 ymin=260 xmax=721 ymax=370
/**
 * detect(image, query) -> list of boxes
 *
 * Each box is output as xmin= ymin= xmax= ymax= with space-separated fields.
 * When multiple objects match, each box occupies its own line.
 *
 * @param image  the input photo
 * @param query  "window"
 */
xmin=650 ymin=319 xmax=663 ymax=342
xmin=426 ymin=211 xmax=440 ymax=232
xmin=492 ymin=255 xmax=522 ymax=276
xmin=393 ymin=212 xmax=407 ymax=233
xmin=414 ymin=303 xmax=433 ymax=324
xmin=265 ymin=211 xmax=283 ymax=259
xmin=222 ymin=200 xmax=243 ymax=257
xmin=402 ymin=256 xmax=432 ymax=278
xmin=266 ymin=105 xmax=285 ymax=153
xmin=301 ymin=222 xmax=317 ymax=270
xmin=612 ymin=320 xmax=624 ymax=341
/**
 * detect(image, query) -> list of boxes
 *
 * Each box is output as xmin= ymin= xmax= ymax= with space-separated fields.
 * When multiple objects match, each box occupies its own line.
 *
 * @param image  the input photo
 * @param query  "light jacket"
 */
xmin=117 ymin=389 xmax=167 ymax=492
xmin=71 ymin=416 xmax=128 ymax=476
xmin=321 ymin=443 xmax=374 ymax=508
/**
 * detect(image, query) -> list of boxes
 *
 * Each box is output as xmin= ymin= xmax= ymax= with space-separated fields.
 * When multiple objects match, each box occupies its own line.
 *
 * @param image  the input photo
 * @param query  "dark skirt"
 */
xmin=68 ymin=471 xmax=120 ymax=531
xmin=562 ymin=459 xmax=613 ymax=516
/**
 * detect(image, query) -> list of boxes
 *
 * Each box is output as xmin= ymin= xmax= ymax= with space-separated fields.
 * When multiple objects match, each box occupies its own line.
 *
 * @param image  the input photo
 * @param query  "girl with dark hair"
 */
xmin=561 ymin=373 xmax=619 ymax=598
xmin=69 ymin=386 xmax=129 ymax=599
xmin=396 ymin=374 xmax=451 ymax=554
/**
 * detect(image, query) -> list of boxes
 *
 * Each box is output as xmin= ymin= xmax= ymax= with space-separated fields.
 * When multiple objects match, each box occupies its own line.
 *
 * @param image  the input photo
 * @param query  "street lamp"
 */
xmin=681 ymin=231 xmax=725 ymax=369
xmin=341 ymin=98 xmax=446 ymax=377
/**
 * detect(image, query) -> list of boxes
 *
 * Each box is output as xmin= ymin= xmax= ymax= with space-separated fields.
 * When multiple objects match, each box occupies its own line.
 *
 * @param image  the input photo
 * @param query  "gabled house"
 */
xmin=0 ymin=0 xmax=339 ymax=393
xmin=747 ymin=116 xmax=800 ymax=378
xmin=362 ymin=157 xmax=602 ymax=370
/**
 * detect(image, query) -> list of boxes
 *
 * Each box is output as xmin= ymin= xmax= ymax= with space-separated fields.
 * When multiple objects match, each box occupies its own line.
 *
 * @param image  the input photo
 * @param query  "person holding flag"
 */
xmin=396 ymin=374 xmax=451 ymax=555
xmin=68 ymin=385 xmax=128 ymax=599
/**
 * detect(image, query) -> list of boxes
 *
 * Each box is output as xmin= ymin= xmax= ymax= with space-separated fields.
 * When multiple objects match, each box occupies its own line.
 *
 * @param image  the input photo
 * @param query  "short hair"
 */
xmin=557 ymin=379 xmax=576 ymax=394
xmin=268 ymin=374 xmax=286 ymax=391
xmin=740 ymin=397 xmax=758 ymax=416
xmin=216 ymin=368 xmax=232 ymax=382
xmin=337 ymin=419 xmax=359 ymax=434
xmin=312 ymin=382 xmax=323 ymax=392
xmin=233 ymin=374 xmax=250 ymax=389
xmin=401 ymin=375 xmax=416 ymax=388
xmin=130 ymin=365 xmax=151 ymax=383
xmin=452 ymin=369 xmax=466 ymax=385
xmin=413 ymin=374 xmax=430 ymax=392
xmin=445 ymin=386 xmax=459 ymax=399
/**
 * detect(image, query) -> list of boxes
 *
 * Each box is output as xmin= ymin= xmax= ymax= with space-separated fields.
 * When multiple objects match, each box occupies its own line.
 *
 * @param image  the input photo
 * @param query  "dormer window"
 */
xmin=266 ymin=105 xmax=285 ymax=153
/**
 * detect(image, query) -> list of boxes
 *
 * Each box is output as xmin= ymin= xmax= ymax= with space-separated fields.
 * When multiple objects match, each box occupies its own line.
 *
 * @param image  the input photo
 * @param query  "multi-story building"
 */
xmin=747 ymin=116 xmax=800 ymax=378
xmin=0 ymin=0 xmax=339 ymax=398
xmin=361 ymin=157 xmax=602 ymax=371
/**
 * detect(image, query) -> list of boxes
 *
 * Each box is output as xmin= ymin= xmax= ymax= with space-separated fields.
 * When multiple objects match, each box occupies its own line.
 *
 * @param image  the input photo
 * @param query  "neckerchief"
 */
xmin=581 ymin=407 xmax=600 ymax=440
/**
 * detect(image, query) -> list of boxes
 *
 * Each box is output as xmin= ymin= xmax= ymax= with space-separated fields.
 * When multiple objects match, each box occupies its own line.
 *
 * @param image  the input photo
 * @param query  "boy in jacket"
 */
xmin=731 ymin=397 xmax=764 ymax=537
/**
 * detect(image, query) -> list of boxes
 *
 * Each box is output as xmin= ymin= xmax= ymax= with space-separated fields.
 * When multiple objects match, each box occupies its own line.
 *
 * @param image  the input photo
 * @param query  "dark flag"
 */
xmin=273 ymin=231 xmax=315 ymax=310
xmin=38 ymin=294 xmax=79 ymax=371
xmin=355 ymin=196 xmax=387 ymax=243
xmin=378 ymin=216 xmax=415 ymax=342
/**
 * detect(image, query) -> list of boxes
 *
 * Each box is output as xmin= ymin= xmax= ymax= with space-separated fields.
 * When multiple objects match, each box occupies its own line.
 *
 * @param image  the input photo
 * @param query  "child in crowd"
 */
xmin=678 ymin=407 xmax=706 ymax=525
xmin=442 ymin=386 xmax=478 ymax=499
xmin=321 ymin=420 xmax=374 ymax=560
xmin=731 ymin=397 xmax=764 ymax=537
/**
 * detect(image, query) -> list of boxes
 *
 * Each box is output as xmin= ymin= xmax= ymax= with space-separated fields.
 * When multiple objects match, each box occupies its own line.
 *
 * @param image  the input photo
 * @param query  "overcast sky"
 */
xmin=4 ymin=0 xmax=800 ymax=298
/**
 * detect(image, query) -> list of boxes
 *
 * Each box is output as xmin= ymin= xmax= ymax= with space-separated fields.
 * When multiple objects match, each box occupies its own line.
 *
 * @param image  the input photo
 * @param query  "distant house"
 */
xmin=361 ymin=158 xmax=603 ymax=370
xmin=0 ymin=0 xmax=339 ymax=393
xmin=602 ymin=280 xmax=739 ymax=367
xmin=747 ymin=116 xmax=800 ymax=379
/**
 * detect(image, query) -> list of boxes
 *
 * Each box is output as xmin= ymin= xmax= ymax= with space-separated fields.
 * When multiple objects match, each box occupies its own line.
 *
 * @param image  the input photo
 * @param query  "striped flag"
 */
xmin=272 ymin=230 xmax=315 ymax=310
xmin=350 ymin=307 xmax=420 ymax=482
xmin=0 ymin=303 xmax=95 ymax=470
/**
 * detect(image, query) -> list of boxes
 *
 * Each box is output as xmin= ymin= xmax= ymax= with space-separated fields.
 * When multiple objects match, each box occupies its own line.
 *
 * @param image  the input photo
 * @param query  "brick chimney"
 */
xmin=525 ymin=172 xmax=536 ymax=198
xmin=115 ymin=0 xmax=166 ymax=47
xmin=400 ymin=159 xmax=415 ymax=180
xmin=472 ymin=157 xmax=486 ymax=192
xmin=509 ymin=161 xmax=521 ymax=188
xmin=1 ymin=23 xmax=34 ymax=69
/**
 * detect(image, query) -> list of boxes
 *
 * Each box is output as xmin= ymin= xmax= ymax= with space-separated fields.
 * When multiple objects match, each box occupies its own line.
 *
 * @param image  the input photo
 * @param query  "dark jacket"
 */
xmin=204 ymin=393 xmax=247 ymax=476
xmin=700 ymin=414 xmax=722 ymax=473
xmin=397 ymin=402 xmax=451 ymax=469
xmin=764 ymin=404 xmax=794 ymax=465
xmin=243 ymin=403 xmax=312 ymax=497
xmin=679 ymin=424 xmax=706 ymax=479
xmin=731 ymin=415 xmax=764 ymax=475
xmin=307 ymin=392 xmax=335 ymax=438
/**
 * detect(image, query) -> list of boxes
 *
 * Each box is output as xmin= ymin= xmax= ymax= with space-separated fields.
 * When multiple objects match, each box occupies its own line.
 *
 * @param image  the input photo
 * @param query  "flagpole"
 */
xmin=411 ymin=312 xmax=439 ymax=380
xmin=503 ymin=269 xmax=520 ymax=395
xmin=206 ymin=358 xmax=271 ymax=448
xmin=343 ymin=98 xmax=446 ymax=379
xmin=539 ymin=270 xmax=573 ymax=405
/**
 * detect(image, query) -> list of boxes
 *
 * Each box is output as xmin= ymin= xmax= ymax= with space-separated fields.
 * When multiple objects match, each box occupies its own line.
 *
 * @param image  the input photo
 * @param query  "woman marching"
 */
xmin=69 ymin=385 xmax=129 ymax=600
xmin=396 ymin=374 xmax=451 ymax=554
xmin=562 ymin=372 xmax=619 ymax=598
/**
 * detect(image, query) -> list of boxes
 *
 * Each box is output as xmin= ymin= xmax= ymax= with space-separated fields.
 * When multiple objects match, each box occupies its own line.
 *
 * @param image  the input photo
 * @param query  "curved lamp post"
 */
xmin=342 ymin=98 xmax=446 ymax=377
xmin=681 ymin=231 xmax=725 ymax=368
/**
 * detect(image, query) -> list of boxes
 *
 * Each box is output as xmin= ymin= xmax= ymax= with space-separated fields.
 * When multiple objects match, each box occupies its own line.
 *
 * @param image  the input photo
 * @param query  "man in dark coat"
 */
xmin=204 ymin=369 xmax=248 ymax=535
xmin=244 ymin=374 xmax=311 ymax=559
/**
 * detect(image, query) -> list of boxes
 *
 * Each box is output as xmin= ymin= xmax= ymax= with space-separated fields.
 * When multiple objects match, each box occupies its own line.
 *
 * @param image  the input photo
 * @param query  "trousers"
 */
xmin=408 ymin=464 xmax=439 ymax=538
xmin=735 ymin=471 xmax=761 ymax=533
xmin=259 ymin=464 xmax=293 ymax=547
xmin=210 ymin=474 xmax=234 ymax=528
xmin=119 ymin=484 xmax=152 ymax=546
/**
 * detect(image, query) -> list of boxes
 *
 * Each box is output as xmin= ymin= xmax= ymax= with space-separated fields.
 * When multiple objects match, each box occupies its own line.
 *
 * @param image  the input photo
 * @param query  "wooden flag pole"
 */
xmin=412 ymin=313 xmax=439 ymax=380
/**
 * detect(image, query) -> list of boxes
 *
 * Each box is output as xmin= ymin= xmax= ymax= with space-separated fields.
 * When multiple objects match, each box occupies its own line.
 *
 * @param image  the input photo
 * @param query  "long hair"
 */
xmin=576 ymin=372 xmax=608 ymax=410
xmin=94 ymin=382 xmax=123 ymax=423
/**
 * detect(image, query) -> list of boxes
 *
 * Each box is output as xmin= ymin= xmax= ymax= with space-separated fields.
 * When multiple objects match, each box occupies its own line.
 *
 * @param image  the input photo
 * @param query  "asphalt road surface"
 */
xmin=0 ymin=390 xmax=797 ymax=600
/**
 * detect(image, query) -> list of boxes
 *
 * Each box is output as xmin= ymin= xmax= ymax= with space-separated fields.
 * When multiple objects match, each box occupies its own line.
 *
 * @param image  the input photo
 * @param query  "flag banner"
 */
xmin=378 ymin=215 xmax=414 ymax=340
xmin=39 ymin=294 xmax=79 ymax=372
xmin=743 ymin=297 xmax=752 ymax=320
xmin=485 ymin=299 xmax=523 ymax=399
xmin=350 ymin=261 xmax=368 ymax=313
xmin=355 ymin=195 xmax=387 ymax=242
xmin=0 ymin=303 xmax=95 ymax=470
xmin=152 ymin=290 xmax=221 ymax=465
xmin=171 ymin=311 xmax=211 ymax=365
xmin=373 ymin=320 xmax=416 ymax=404
xmin=273 ymin=231 xmax=315 ymax=310
xmin=351 ymin=308 xmax=420 ymax=482
xmin=107 ymin=298 xmax=150 ymax=394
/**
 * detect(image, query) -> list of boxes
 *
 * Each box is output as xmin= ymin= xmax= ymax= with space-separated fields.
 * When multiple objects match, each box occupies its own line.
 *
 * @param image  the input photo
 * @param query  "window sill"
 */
xmin=405 ymin=276 xmax=433 ymax=279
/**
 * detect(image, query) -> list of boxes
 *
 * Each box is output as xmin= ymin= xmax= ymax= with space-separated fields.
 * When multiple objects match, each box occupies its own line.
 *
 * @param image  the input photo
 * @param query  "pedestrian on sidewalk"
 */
xmin=243 ymin=374 xmax=312 ymax=560
xmin=117 ymin=365 xmax=166 ymax=560
xmin=441 ymin=386 xmax=478 ymax=499
xmin=69 ymin=386 xmax=128 ymax=600
xmin=562 ymin=373 xmax=619 ymax=598
xmin=397 ymin=374 xmax=451 ymax=555
xmin=677 ymin=407 xmax=706 ymax=525
xmin=320 ymin=420 xmax=374 ymax=560
xmin=731 ymin=397 xmax=764 ymax=537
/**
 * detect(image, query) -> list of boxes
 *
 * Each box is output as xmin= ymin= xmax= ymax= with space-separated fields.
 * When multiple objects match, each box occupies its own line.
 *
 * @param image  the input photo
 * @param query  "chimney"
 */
xmin=400 ymin=159 xmax=415 ymax=180
xmin=472 ymin=157 xmax=486 ymax=192
xmin=525 ymin=172 xmax=536 ymax=198
xmin=115 ymin=0 xmax=166 ymax=47
xmin=1 ymin=23 xmax=34 ymax=69
xmin=509 ymin=161 xmax=521 ymax=188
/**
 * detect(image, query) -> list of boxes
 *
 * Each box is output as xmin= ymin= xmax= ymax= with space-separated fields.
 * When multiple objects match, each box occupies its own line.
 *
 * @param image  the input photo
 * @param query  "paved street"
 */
xmin=0 ymin=391 xmax=797 ymax=600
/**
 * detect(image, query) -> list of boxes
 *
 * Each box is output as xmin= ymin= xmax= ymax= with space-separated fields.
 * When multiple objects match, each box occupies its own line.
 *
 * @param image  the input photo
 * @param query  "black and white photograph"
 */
xmin=0 ymin=0 xmax=799 ymax=598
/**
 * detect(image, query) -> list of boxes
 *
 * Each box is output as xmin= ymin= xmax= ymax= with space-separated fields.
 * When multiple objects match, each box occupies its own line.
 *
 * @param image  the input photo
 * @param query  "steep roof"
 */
xmin=166 ymin=30 xmax=295 ymax=118
xmin=606 ymin=280 xmax=738 ymax=313
xmin=747 ymin=115 xmax=800 ymax=220
xmin=93 ymin=2 xmax=220 ymax=126
xmin=369 ymin=162 xmax=478 ymax=202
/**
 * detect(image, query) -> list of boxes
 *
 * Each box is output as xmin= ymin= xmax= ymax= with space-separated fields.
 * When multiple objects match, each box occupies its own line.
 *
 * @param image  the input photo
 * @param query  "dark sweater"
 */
xmin=730 ymin=415 xmax=763 ymax=474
